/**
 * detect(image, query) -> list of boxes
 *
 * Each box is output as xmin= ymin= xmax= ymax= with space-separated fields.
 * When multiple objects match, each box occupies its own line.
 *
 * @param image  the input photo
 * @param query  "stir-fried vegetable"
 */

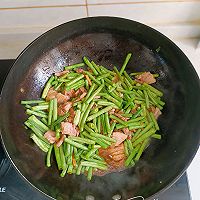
xmin=21 ymin=53 xmax=165 ymax=181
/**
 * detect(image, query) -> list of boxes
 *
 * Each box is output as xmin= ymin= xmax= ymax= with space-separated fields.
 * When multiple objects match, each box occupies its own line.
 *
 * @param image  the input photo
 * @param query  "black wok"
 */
xmin=0 ymin=17 xmax=200 ymax=200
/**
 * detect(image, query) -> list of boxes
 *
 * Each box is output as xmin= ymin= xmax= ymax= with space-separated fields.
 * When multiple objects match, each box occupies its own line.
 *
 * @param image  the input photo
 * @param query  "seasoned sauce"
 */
xmin=94 ymin=143 xmax=126 ymax=176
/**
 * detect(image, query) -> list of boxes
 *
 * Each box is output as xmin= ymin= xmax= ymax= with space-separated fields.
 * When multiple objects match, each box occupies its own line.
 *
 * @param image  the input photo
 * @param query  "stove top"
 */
xmin=0 ymin=60 xmax=191 ymax=200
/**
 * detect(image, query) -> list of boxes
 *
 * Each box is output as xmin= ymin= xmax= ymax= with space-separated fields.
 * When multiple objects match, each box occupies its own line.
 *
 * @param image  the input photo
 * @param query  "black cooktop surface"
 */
xmin=0 ymin=60 xmax=191 ymax=200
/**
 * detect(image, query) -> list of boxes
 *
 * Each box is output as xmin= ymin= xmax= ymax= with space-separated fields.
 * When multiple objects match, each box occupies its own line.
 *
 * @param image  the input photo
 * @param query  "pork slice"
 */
xmin=57 ymin=107 xmax=65 ymax=116
xmin=123 ymin=128 xmax=132 ymax=136
xmin=76 ymin=68 xmax=84 ymax=74
xmin=44 ymin=130 xmax=56 ymax=144
xmin=135 ymin=72 xmax=156 ymax=84
xmin=61 ymin=122 xmax=79 ymax=136
xmin=112 ymin=131 xmax=127 ymax=146
xmin=112 ymin=153 xmax=126 ymax=162
xmin=80 ymin=87 xmax=87 ymax=93
xmin=56 ymin=135 xmax=66 ymax=147
xmin=57 ymin=102 xmax=73 ymax=116
xmin=149 ymin=106 xmax=162 ymax=120
xmin=68 ymin=108 xmax=76 ymax=123
xmin=46 ymin=88 xmax=58 ymax=101
xmin=112 ymin=74 xmax=120 ymax=83
xmin=85 ymin=75 xmax=92 ymax=86
xmin=75 ymin=92 xmax=87 ymax=102
xmin=56 ymin=93 xmax=69 ymax=104
xmin=74 ymin=88 xmax=82 ymax=96
xmin=63 ymin=89 xmax=76 ymax=99
xmin=114 ymin=113 xmax=129 ymax=121
xmin=54 ymin=70 xmax=69 ymax=77
xmin=108 ymin=109 xmax=116 ymax=115
xmin=99 ymin=143 xmax=126 ymax=168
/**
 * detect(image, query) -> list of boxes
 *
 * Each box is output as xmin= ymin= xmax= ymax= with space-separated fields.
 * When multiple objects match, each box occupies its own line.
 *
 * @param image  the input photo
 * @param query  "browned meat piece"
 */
xmin=123 ymin=128 xmax=132 ymax=136
xmin=44 ymin=130 xmax=56 ymax=144
xmin=56 ymin=135 xmax=66 ymax=147
xmin=56 ymin=93 xmax=69 ymax=104
xmin=85 ymin=74 xmax=92 ymax=86
xmin=57 ymin=102 xmax=73 ymax=116
xmin=112 ymin=74 xmax=120 ymax=83
xmin=135 ymin=72 xmax=156 ymax=84
xmin=99 ymin=143 xmax=126 ymax=170
xmin=63 ymin=89 xmax=76 ymax=99
xmin=108 ymin=109 xmax=116 ymax=115
xmin=46 ymin=88 xmax=71 ymax=103
xmin=68 ymin=108 xmax=76 ymax=123
xmin=112 ymin=131 xmax=127 ymax=146
xmin=114 ymin=113 xmax=129 ymax=121
xmin=74 ymin=92 xmax=87 ymax=102
xmin=76 ymin=68 xmax=84 ymax=74
xmin=61 ymin=122 xmax=79 ymax=136
xmin=46 ymin=87 xmax=58 ymax=101
xmin=149 ymin=106 xmax=162 ymax=120
xmin=54 ymin=70 xmax=69 ymax=76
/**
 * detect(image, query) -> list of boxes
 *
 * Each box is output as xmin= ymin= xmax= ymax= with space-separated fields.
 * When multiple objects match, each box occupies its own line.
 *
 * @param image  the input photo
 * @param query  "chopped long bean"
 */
xmin=21 ymin=100 xmax=45 ymax=105
xmin=41 ymin=76 xmax=54 ymax=99
xmin=46 ymin=145 xmax=53 ymax=167
xmin=149 ymin=112 xmax=160 ymax=130
xmin=68 ymin=136 xmax=95 ymax=145
xmin=91 ymin=61 xmax=101 ymax=74
xmin=87 ymin=167 xmax=93 ymax=181
xmin=81 ymin=161 xmax=107 ymax=170
xmin=125 ymin=145 xmax=140 ymax=166
xmin=52 ymin=113 xmax=69 ymax=127
xmin=83 ymin=57 xmax=98 ymax=75
xmin=30 ymin=133 xmax=49 ymax=152
xmin=82 ymin=130 xmax=108 ymax=148
xmin=24 ymin=121 xmax=48 ymax=143
xmin=84 ymin=71 xmax=101 ymax=85
xmin=132 ymin=128 xmax=156 ymax=147
xmin=52 ymin=98 xmax=57 ymax=122
xmin=144 ymin=83 xmax=163 ymax=97
xmin=152 ymin=134 xmax=162 ymax=139
xmin=90 ymin=132 xmax=116 ymax=143
xmin=60 ymin=145 xmax=67 ymax=170
xmin=87 ymin=106 xmax=113 ymax=121
xmin=48 ymin=99 xmax=54 ymax=126
xmin=86 ymin=84 xmax=104 ymax=104
xmin=64 ymin=138 xmax=88 ymax=151
xmin=26 ymin=109 xmax=47 ymax=118
xmin=109 ymin=122 xmax=116 ymax=137
xmin=97 ymin=116 xmax=101 ymax=133
xmin=119 ymin=53 xmax=132 ymax=75
xmin=104 ymin=112 xmax=111 ymax=135
xmin=135 ymin=139 xmax=149 ymax=161
xmin=32 ymin=104 xmax=49 ymax=111
xmin=28 ymin=115 xmax=49 ymax=131
xmin=54 ymin=144 xmax=62 ymax=170
xmin=84 ymin=83 xmax=96 ymax=102
xmin=80 ymin=101 xmax=94 ymax=131
xmin=65 ymin=62 xmax=85 ymax=70
xmin=66 ymin=74 xmax=84 ymax=87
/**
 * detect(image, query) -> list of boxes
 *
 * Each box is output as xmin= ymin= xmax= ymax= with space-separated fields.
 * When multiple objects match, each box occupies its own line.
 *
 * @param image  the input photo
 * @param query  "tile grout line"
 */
xmin=85 ymin=0 xmax=89 ymax=17
xmin=88 ymin=0 xmax=200 ymax=6
xmin=0 ymin=0 xmax=200 ymax=10
xmin=0 ymin=4 xmax=85 ymax=11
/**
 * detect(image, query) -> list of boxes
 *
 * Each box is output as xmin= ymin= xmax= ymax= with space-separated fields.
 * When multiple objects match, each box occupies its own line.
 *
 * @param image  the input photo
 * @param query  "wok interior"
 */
xmin=1 ymin=18 xmax=200 ymax=200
